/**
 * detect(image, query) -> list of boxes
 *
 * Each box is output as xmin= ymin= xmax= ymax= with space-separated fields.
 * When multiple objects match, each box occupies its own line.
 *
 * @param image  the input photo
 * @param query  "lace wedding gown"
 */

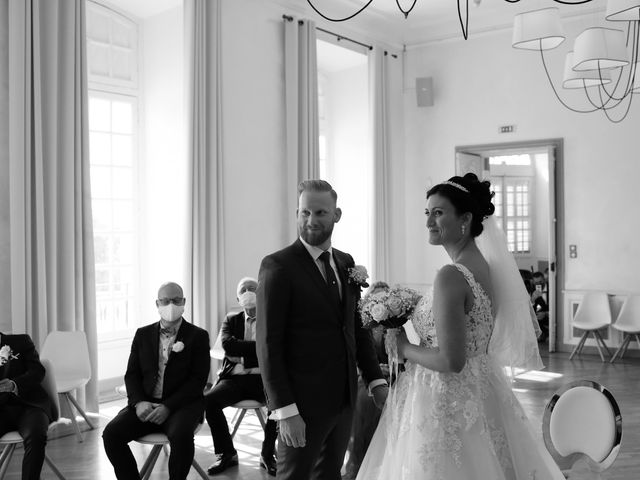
xmin=356 ymin=264 xmax=565 ymax=480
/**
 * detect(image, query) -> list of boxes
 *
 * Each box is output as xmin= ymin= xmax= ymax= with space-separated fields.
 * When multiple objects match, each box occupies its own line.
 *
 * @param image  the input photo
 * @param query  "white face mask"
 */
xmin=158 ymin=304 xmax=184 ymax=322
xmin=238 ymin=291 xmax=256 ymax=309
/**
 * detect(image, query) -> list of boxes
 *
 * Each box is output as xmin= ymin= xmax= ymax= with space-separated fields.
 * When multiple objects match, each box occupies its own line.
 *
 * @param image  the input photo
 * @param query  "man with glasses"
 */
xmin=103 ymin=281 xmax=210 ymax=480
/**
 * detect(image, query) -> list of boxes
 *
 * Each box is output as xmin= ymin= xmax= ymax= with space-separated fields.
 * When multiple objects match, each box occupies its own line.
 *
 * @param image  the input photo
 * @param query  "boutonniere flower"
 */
xmin=171 ymin=341 xmax=185 ymax=353
xmin=0 ymin=345 xmax=19 ymax=365
xmin=348 ymin=265 xmax=369 ymax=288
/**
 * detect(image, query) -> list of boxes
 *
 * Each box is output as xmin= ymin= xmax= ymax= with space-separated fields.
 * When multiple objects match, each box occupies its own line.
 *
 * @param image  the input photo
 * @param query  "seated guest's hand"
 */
xmin=135 ymin=401 xmax=154 ymax=421
xmin=371 ymin=384 xmax=389 ymax=409
xmin=0 ymin=379 xmax=16 ymax=393
xmin=145 ymin=404 xmax=170 ymax=424
xmin=279 ymin=414 xmax=306 ymax=448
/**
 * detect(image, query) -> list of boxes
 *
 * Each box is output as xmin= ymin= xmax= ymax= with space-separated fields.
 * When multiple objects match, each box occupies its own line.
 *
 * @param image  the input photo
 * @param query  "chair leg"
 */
xmin=230 ymin=409 xmax=247 ymax=439
xmin=634 ymin=334 xmax=640 ymax=350
xmin=44 ymin=454 xmax=67 ymax=479
xmin=254 ymin=408 xmax=267 ymax=430
xmin=610 ymin=334 xmax=630 ymax=363
xmin=192 ymin=458 xmax=209 ymax=480
xmin=61 ymin=394 xmax=84 ymax=442
xmin=65 ymin=392 xmax=96 ymax=430
xmin=593 ymin=330 xmax=611 ymax=362
xmin=569 ymin=331 xmax=589 ymax=360
xmin=0 ymin=444 xmax=16 ymax=480
xmin=139 ymin=444 xmax=164 ymax=480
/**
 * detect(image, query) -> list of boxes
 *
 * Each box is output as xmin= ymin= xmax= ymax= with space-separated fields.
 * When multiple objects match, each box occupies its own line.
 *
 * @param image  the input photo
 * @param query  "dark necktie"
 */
xmin=319 ymin=251 xmax=341 ymax=308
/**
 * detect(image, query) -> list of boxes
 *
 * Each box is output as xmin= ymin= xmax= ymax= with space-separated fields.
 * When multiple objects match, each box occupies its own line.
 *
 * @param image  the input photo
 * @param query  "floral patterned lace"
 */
xmin=401 ymin=263 xmax=522 ymax=479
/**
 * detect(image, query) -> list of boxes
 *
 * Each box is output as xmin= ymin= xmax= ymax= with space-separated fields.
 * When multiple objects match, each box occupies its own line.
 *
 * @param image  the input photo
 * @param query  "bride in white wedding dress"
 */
xmin=356 ymin=174 xmax=565 ymax=480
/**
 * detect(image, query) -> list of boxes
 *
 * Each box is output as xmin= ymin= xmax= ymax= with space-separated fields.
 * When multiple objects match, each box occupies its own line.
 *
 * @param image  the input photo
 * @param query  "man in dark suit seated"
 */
xmin=102 ymin=281 xmax=210 ymax=480
xmin=0 ymin=333 xmax=54 ymax=480
xmin=205 ymin=277 xmax=278 ymax=476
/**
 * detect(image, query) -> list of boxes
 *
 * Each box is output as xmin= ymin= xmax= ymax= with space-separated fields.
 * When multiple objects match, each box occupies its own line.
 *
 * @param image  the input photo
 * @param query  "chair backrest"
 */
xmin=39 ymin=358 xmax=61 ymax=422
xmin=573 ymin=292 xmax=612 ymax=328
xmin=40 ymin=331 xmax=92 ymax=380
xmin=614 ymin=294 xmax=640 ymax=331
xmin=542 ymin=380 xmax=622 ymax=473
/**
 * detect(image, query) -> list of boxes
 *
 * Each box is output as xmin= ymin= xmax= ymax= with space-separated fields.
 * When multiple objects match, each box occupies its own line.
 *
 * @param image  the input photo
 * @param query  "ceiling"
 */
xmin=99 ymin=0 xmax=608 ymax=46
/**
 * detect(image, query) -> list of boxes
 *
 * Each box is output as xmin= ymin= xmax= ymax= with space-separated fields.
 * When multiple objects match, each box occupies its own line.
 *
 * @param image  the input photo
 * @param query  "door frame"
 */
xmin=455 ymin=138 xmax=565 ymax=353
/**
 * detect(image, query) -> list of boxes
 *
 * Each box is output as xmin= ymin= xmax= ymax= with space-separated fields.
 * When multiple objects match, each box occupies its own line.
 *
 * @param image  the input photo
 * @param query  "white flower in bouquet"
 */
xmin=370 ymin=303 xmax=390 ymax=322
xmin=387 ymin=296 xmax=403 ymax=316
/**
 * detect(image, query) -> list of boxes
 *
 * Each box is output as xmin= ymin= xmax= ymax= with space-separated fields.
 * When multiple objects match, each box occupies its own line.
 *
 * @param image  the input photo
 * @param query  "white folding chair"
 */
xmin=134 ymin=423 xmax=209 ymax=480
xmin=542 ymin=380 xmax=622 ymax=475
xmin=569 ymin=292 xmax=612 ymax=362
xmin=610 ymin=294 xmax=640 ymax=363
xmin=0 ymin=358 xmax=66 ymax=479
xmin=40 ymin=331 xmax=96 ymax=442
xmin=229 ymin=399 xmax=267 ymax=439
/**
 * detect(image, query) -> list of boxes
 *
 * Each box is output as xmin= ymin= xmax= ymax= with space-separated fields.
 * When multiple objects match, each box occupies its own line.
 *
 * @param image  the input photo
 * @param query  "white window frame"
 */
xmin=87 ymin=0 xmax=142 ymax=342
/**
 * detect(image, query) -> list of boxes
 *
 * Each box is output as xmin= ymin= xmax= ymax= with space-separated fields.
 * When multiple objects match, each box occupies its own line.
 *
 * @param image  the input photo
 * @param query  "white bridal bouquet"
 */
xmin=359 ymin=286 xmax=422 ymax=375
xmin=359 ymin=286 xmax=422 ymax=330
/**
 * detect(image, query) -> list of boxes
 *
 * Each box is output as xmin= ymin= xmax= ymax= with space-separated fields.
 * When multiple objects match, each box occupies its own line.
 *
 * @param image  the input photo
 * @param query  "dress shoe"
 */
xmin=207 ymin=452 xmax=238 ymax=475
xmin=260 ymin=453 xmax=277 ymax=476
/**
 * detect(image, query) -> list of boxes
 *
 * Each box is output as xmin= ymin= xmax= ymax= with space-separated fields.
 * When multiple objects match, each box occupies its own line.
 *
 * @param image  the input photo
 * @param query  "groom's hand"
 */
xmin=371 ymin=384 xmax=389 ymax=409
xmin=279 ymin=414 xmax=306 ymax=448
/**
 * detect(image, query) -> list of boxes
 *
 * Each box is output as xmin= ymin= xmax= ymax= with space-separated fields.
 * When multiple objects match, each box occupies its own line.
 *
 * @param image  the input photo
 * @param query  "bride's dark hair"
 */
xmin=426 ymin=173 xmax=495 ymax=237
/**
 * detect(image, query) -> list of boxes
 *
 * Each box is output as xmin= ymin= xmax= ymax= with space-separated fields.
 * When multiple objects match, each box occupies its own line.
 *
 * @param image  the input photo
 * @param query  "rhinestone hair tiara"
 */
xmin=440 ymin=180 xmax=469 ymax=193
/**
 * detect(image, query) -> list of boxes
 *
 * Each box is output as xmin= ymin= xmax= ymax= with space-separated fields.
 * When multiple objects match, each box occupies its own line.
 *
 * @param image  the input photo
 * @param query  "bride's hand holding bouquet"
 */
xmin=359 ymin=285 xmax=422 ymax=375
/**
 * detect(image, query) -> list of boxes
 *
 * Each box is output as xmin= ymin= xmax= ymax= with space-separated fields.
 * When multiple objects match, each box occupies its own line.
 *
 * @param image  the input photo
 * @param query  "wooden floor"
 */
xmin=2 ymin=349 xmax=639 ymax=479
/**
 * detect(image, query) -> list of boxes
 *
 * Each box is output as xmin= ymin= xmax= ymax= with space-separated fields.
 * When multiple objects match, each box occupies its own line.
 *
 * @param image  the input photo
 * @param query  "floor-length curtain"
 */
xmin=370 ymin=48 xmax=392 ymax=283
xmin=7 ymin=0 xmax=98 ymax=411
xmin=284 ymin=16 xmax=319 ymax=236
xmin=184 ymin=0 xmax=226 ymax=339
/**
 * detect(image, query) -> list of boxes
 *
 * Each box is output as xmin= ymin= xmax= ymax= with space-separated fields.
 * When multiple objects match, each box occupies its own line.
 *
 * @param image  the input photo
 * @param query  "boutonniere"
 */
xmin=348 ymin=265 xmax=369 ymax=289
xmin=171 ymin=341 xmax=185 ymax=353
xmin=0 ymin=345 xmax=19 ymax=365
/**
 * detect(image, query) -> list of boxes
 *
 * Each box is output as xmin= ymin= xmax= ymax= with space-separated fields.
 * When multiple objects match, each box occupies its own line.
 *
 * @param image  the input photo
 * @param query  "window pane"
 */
xmin=112 ymin=200 xmax=133 ymax=232
xmin=112 ymin=101 xmax=133 ymax=134
xmin=89 ymin=97 xmax=111 ymax=131
xmin=90 ymin=132 xmax=111 ymax=166
xmin=112 ymin=134 xmax=133 ymax=166
xmin=90 ymin=166 xmax=111 ymax=198
xmin=112 ymin=167 xmax=133 ymax=199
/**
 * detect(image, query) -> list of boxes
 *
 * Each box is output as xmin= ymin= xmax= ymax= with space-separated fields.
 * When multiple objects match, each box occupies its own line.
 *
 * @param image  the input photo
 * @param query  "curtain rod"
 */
xmin=282 ymin=14 xmax=398 ymax=58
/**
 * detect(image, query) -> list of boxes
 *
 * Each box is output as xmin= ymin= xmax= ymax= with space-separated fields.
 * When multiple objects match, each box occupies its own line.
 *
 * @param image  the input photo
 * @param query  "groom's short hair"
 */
xmin=298 ymin=179 xmax=338 ymax=203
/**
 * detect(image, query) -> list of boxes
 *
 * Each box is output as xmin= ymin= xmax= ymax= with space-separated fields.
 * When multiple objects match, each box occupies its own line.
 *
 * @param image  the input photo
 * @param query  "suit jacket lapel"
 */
xmin=333 ymin=251 xmax=353 ymax=321
xmin=166 ymin=319 xmax=187 ymax=365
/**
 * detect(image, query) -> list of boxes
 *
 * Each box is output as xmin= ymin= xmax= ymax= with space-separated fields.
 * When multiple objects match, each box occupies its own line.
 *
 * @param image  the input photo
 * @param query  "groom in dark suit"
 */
xmin=256 ymin=179 xmax=388 ymax=479
xmin=0 ymin=333 xmax=54 ymax=480
xmin=102 ymin=282 xmax=210 ymax=480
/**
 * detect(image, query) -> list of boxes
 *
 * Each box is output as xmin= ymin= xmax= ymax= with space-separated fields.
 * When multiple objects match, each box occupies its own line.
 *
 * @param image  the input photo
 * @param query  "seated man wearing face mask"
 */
xmin=103 ymin=281 xmax=210 ymax=480
xmin=205 ymin=277 xmax=278 ymax=476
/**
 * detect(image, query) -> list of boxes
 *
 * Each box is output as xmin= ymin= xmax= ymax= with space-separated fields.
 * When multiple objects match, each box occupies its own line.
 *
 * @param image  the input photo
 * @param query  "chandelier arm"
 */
xmin=305 ymin=0 xmax=375 ymax=22
xmin=601 ymin=87 xmax=634 ymax=123
xmin=539 ymin=47 xmax=600 ymax=113
xmin=396 ymin=0 xmax=418 ymax=19
xmin=457 ymin=0 xmax=469 ymax=40
xmin=583 ymin=84 xmax=625 ymax=110
xmin=596 ymin=21 xmax=639 ymax=101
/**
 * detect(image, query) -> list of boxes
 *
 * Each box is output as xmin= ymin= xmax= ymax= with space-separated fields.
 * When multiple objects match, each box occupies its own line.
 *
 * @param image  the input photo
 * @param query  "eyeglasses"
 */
xmin=156 ymin=297 xmax=186 ymax=307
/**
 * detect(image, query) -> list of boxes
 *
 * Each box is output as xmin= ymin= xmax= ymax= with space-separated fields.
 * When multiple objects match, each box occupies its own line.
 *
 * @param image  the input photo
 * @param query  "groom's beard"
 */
xmin=299 ymin=224 xmax=333 ymax=246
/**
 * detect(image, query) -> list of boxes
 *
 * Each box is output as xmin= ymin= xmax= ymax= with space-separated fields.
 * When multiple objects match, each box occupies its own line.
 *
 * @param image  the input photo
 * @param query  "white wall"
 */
xmin=401 ymin=20 xmax=640 ymax=297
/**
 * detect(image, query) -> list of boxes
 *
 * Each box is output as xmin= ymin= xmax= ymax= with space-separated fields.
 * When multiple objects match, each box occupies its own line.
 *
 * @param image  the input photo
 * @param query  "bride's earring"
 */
xmin=461 ymin=224 xmax=466 ymax=236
